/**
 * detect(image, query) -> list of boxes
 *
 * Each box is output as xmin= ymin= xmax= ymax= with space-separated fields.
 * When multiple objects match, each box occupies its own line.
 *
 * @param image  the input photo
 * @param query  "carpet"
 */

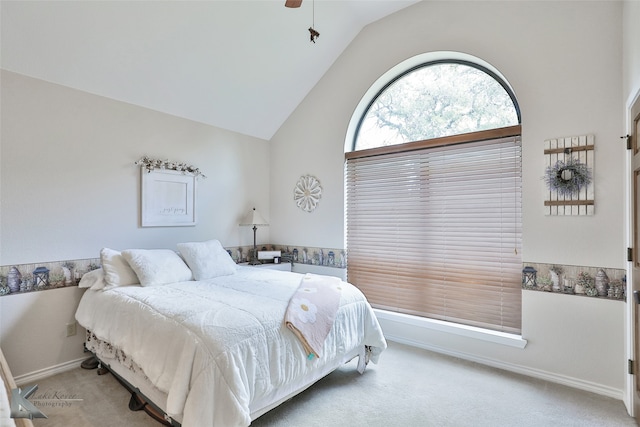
xmin=23 ymin=341 xmax=635 ymax=427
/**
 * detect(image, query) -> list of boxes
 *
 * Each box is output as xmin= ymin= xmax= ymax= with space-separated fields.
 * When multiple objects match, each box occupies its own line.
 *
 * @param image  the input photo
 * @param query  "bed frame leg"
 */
xmin=128 ymin=392 xmax=174 ymax=426
xmin=128 ymin=393 xmax=146 ymax=411
xmin=96 ymin=361 xmax=109 ymax=376
xmin=80 ymin=356 xmax=99 ymax=370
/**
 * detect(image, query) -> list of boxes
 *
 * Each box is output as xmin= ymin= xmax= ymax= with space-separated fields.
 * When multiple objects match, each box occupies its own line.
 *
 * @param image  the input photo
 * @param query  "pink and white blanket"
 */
xmin=285 ymin=273 xmax=343 ymax=359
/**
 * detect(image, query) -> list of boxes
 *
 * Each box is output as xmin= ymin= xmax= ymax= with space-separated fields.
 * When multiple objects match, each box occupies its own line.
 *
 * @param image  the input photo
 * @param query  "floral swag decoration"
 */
xmin=544 ymin=157 xmax=591 ymax=197
xmin=135 ymin=156 xmax=206 ymax=179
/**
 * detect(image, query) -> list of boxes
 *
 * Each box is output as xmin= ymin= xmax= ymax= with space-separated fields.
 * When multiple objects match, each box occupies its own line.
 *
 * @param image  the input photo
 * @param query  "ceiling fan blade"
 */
xmin=285 ymin=0 xmax=302 ymax=8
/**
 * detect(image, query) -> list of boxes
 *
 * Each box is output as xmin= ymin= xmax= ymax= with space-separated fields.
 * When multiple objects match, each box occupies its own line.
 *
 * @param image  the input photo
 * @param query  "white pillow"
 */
xmin=122 ymin=249 xmax=193 ymax=286
xmin=78 ymin=268 xmax=106 ymax=290
xmin=177 ymin=239 xmax=237 ymax=280
xmin=101 ymin=248 xmax=139 ymax=287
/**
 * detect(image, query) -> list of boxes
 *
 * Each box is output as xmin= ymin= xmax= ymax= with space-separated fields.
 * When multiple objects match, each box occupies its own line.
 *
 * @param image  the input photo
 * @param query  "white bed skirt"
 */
xmin=88 ymin=331 xmax=364 ymax=425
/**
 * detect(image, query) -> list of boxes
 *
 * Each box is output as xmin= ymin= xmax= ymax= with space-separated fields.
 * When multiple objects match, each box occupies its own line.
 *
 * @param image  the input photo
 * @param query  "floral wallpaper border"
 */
xmin=0 ymin=244 xmax=347 ymax=297
xmin=0 ymin=258 xmax=100 ymax=296
xmin=4 ymin=254 xmax=622 ymax=304
xmin=226 ymin=244 xmax=347 ymax=268
xmin=522 ymin=262 xmax=626 ymax=301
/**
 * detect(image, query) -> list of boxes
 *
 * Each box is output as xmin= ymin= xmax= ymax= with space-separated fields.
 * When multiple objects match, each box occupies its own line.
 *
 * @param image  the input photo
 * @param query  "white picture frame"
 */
xmin=141 ymin=169 xmax=196 ymax=227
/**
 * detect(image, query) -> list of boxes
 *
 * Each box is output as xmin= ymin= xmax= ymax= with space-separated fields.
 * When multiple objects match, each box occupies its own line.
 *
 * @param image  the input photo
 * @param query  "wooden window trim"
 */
xmin=346 ymin=125 xmax=522 ymax=160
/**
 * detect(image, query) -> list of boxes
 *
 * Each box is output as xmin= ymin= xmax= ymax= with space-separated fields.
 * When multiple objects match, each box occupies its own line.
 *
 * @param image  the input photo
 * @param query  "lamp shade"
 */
xmin=240 ymin=207 xmax=269 ymax=227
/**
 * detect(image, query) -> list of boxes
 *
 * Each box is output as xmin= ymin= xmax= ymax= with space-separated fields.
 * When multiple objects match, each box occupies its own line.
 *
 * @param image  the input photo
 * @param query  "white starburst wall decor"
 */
xmin=294 ymin=175 xmax=322 ymax=213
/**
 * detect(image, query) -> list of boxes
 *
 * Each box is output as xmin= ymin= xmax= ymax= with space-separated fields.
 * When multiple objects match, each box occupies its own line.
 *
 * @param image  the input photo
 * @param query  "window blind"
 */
xmin=345 ymin=130 xmax=522 ymax=334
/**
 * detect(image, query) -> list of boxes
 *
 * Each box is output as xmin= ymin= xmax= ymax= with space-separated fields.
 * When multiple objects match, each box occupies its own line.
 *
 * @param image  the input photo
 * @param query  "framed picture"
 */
xmin=141 ymin=169 xmax=196 ymax=227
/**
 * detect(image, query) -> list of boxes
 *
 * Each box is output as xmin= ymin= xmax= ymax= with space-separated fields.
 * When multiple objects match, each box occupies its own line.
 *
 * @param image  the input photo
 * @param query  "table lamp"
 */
xmin=240 ymin=207 xmax=269 ymax=265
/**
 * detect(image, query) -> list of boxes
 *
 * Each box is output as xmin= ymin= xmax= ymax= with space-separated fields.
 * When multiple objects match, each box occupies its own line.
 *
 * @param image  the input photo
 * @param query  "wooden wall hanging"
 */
xmin=543 ymin=135 xmax=594 ymax=216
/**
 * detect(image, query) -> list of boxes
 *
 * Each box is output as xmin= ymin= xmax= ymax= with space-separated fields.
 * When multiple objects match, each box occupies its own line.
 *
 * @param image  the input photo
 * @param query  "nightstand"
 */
xmin=239 ymin=262 xmax=292 ymax=272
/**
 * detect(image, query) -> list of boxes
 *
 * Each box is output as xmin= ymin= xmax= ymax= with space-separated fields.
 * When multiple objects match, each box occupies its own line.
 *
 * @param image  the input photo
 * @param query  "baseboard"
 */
xmin=14 ymin=357 xmax=86 ymax=387
xmin=385 ymin=334 xmax=623 ymax=401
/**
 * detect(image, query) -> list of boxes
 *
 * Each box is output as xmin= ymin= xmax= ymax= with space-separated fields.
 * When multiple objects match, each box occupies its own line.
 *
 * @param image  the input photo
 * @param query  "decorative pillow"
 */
xmin=100 ymin=248 xmax=140 ymax=287
xmin=177 ymin=239 xmax=237 ymax=280
xmin=78 ymin=268 xmax=106 ymax=290
xmin=121 ymin=249 xmax=193 ymax=286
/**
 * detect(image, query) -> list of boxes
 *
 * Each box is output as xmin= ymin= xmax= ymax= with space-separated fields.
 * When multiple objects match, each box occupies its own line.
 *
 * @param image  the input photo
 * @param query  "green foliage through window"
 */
xmin=354 ymin=61 xmax=519 ymax=150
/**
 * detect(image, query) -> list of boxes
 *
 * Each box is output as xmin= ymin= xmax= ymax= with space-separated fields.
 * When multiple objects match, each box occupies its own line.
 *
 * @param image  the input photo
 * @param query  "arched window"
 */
xmin=345 ymin=53 xmax=522 ymax=334
xmin=352 ymin=60 xmax=520 ymax=151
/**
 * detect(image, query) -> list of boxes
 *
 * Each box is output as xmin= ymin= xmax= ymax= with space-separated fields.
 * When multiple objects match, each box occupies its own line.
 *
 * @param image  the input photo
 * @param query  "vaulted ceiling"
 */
xmin=1 ymin=1 xmax=418 ymax=140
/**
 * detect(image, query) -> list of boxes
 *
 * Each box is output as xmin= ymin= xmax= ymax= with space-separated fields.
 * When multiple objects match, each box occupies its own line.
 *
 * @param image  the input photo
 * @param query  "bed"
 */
xmin=74 ymin=242 xmax=387 ymax=427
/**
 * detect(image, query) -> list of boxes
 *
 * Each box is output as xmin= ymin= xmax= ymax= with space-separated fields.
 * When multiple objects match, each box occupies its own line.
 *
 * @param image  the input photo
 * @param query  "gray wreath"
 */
xmin=544 ymin=158 xmax=592 ymax=197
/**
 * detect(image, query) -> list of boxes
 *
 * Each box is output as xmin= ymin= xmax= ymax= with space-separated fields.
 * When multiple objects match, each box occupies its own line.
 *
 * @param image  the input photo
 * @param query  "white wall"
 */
xmin=380 ymin=290 xmax=625 ymax=396
xmin=0 ymin=287 xmax=87 ymax=380
xmin=270 ymin=1 xmax=626 ymax=397
xmin=0 ymin=70 xmax=272 ymax=376
xmin=272 ymin=0 xmax=624 ymax=268
xmin=1 ymin=71 xmax=271 ymax=265
xmin=623 ymin=0 xmax=640 ymax=106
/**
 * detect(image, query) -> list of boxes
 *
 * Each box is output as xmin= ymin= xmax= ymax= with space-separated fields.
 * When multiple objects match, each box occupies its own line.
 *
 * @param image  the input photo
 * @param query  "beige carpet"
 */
xmin=25 ymin=341 xmax=635 ymax=427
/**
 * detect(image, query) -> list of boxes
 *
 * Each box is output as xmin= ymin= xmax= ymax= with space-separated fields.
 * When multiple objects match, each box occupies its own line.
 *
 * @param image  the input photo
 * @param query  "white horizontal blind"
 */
xmin=345 ymin=132 xmax=522 ymax=333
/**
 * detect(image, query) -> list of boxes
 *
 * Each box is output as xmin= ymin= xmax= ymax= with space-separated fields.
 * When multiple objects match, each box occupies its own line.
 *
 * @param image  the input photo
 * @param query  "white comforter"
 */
xmin=75 ymin=266 xmax=386 ymax=427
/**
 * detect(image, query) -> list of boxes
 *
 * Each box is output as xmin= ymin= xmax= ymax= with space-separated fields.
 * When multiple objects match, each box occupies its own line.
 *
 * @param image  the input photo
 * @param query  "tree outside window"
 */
xmin=355 ymin=62 xmax=519 ymax=150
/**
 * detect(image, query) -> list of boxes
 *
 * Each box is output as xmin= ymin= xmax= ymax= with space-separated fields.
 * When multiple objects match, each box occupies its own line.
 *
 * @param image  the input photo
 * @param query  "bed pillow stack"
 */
xmin=100 ymin=248 xmax=140 ymax=288
xmin=122 ymin=249 xmax=193 ymax=286
xmin=177 ymin=239 xmax=237 ymax=280
xmin=87 ymin=240 xmax=237 ymax=289
xmin=78 ymin=268 xmax=107 ymax=290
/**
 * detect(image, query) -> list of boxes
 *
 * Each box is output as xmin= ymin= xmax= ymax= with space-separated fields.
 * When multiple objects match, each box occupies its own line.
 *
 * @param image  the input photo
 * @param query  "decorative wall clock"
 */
xmin=294 ymin=175 xmax=322 ymax=212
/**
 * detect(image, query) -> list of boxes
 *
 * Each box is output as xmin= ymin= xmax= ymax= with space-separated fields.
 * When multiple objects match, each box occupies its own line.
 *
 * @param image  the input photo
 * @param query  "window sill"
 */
xmin=374 ymin=309 xmax=527 ymax=349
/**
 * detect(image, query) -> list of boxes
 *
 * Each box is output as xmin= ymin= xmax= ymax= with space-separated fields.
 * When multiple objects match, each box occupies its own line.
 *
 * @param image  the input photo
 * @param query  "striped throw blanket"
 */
xmin=284 ymin=273 xmax=343 ymax=359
